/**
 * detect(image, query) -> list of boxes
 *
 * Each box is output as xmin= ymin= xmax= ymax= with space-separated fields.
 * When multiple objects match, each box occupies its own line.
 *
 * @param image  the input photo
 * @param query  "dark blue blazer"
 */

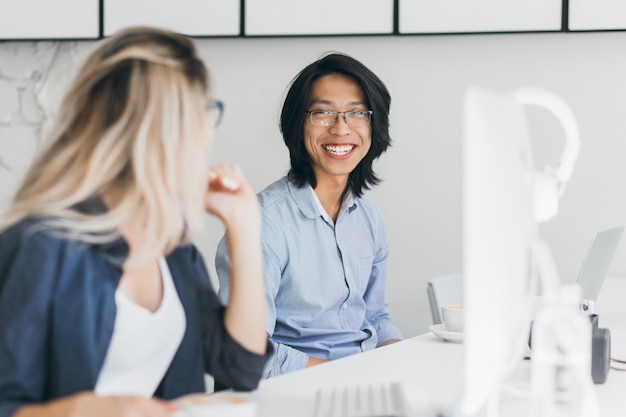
xmin=0 ymin=207 xmax=271 ymax=417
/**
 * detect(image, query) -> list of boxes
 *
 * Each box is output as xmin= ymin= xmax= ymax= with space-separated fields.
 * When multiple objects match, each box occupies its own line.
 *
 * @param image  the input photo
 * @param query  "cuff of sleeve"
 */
xmin=263 ymin=340 xmax=309 ymax=378
xmin=375 ymin=321 xmax=403 ymax=345
xmin=217 ymin=337 xmax=274 ymax=391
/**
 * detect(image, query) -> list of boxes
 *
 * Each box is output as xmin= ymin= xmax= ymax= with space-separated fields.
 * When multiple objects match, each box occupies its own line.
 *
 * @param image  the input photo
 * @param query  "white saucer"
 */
xmin=174 ymin=392 xmax=257 ymax=417
xmin=429 ymin=324 xmax=463 ymax=343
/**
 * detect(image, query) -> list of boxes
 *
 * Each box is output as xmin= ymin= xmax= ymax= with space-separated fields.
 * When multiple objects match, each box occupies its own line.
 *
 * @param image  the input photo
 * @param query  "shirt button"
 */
xmin=342 ymin=303 xmax=348 ymax=310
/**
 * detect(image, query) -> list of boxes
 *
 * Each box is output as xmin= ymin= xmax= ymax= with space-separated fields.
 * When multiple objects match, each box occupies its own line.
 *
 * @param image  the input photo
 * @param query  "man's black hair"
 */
xmin=280 ymin=52 xmax=392 ymax=198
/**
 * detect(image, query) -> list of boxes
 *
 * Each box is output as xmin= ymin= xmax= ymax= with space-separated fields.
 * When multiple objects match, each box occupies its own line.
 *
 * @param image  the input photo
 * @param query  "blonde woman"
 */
xmin=0 ymin=27 xmax=270 ymax=417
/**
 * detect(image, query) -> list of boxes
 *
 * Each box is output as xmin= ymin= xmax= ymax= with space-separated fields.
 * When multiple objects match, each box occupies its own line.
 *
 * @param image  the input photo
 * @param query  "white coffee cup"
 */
xmin=441 ymin=304 xmax=464 ymax=333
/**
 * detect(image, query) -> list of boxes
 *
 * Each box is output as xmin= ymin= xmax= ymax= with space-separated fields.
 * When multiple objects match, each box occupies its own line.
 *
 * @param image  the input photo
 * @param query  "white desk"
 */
xmin=250 ymin=333 xmax=626 ymax=417
xmin=248 ymin=278 xmax=626 ymax=417
xmin=253 ymin=334 xmax=462 ymax=416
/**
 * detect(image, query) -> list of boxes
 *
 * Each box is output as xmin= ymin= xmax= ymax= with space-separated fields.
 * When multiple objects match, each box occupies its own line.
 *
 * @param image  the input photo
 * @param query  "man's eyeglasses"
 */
xmin=208 ymin=99 xmax=224 ymax=127
xmin=306 ymin=109 xmax=373 ymax=127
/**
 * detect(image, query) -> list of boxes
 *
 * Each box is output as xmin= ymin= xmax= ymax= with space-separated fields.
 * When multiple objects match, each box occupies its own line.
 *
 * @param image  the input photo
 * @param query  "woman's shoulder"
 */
xmin=0 ymin=217 xmax=88 ymax=294
xmin=0 ymin=216 xmax=108 ymax=273
xmin=0 ymin=216 xmax=64 ymax=251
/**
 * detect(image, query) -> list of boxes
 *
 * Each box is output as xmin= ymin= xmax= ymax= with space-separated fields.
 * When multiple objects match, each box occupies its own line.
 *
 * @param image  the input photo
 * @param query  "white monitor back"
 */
xmin=462 ymin=86 xmax=537 ymax=416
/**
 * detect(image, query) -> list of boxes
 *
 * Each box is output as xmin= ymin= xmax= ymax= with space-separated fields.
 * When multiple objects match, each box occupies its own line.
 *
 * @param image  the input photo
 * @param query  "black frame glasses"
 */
xmin=305 ymin=109 xmax=373 ymax=127
xmin=208 ymin=99 xmax=224 ymax=127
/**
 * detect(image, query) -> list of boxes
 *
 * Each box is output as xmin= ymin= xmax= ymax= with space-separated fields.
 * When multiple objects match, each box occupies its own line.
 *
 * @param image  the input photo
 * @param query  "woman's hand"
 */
xmin=14 ymin=392 xmax=179 ymax=417
xmin=204 ymin=164 xmax=266 ymax=356
xmin=204 ymin=164 xmax=260 ymax=232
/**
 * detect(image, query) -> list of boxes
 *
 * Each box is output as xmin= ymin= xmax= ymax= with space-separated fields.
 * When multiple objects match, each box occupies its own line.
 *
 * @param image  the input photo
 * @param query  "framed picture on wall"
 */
xmin=568 ymin=0 xmax=626 ymax=31
xmin=399 ymin=0 xmax=562 ymax=34
xmin=0 ymin=0 xmax=99 ymax=40
xmin=104 ymin=0 xmax=240 ymax=37
xmin=244 ymin=0 xmax=394 ymax=36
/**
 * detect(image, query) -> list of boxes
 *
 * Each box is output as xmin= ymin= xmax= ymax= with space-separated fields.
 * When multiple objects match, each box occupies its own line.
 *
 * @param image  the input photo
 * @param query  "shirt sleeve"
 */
xmin=0 ymin=227 xmax=57 ymax=417
xmin=260 ymin=214 xmax=313 ymax=376
xmin=263 ymin=339 xmax=309 ymax=378
xmin=363 ymin=209 xmax=403 ymax=345
xmin=214 ymin=234 xmax=231 ymax=305
xmin=216 ymin=213 xmax=311 ymax=378
xmin=215 ymin=232 xmax=279 ymax=337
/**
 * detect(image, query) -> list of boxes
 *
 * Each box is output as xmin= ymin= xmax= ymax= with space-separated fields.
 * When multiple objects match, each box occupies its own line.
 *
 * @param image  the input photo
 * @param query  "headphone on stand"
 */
xmin=514 ymin=89 xmax=611 ymax=384
xmin=512 ymin=87 xmax=580 ymax=223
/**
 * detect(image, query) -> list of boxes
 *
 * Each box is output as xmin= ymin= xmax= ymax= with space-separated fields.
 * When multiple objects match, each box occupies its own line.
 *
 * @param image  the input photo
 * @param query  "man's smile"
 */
xmin=321 ymin=144 xmax=356 ymax=156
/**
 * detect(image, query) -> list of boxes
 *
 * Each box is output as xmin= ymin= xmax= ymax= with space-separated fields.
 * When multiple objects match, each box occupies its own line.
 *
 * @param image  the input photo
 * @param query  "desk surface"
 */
xmin=247 ymin=277 xmax=626 ymax=417
xmin=251 ymin=333 xmax=626 ymax=417
xmin=253 ymin=334 xmax=461 ymax=416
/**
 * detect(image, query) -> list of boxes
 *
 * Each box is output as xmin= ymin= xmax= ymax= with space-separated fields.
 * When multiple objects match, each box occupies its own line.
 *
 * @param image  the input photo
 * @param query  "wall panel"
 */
xmin=0 ymin=0 xmax=99 ymax=40
xmin=104 ymin=0 xmax=239 ymax=37
xmin=569 ymin=0 xmax=626 ymax=31
xmin=245 ymin=0 xmax=394 ymax=36
xmin=399 ymin=0 xmax=562 ymax=34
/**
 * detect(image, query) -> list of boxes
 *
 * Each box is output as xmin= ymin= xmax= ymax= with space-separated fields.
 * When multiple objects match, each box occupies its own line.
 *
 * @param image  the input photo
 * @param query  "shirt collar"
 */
xmin=286 ymin=178 xmax=357 ymax=221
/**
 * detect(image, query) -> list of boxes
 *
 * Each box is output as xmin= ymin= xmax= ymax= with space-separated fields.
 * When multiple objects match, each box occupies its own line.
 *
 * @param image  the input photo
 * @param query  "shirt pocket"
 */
xmin=356 ymin=255 xmax=375 ymax=292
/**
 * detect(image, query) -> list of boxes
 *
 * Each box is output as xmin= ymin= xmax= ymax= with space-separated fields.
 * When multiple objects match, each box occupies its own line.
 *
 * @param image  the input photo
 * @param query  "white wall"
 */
xmin=2 ymin=32 xmax=626 ymax=338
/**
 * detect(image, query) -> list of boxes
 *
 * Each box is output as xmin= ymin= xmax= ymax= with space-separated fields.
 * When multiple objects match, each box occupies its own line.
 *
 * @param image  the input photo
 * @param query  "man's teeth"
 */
xmin=322 ymin=144 xmax=354 ymax=155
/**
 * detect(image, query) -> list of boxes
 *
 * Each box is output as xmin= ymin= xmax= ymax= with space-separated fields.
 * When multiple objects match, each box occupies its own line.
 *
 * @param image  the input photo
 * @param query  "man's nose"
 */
xmin=330 ymin=112 xmax=351 ymax=134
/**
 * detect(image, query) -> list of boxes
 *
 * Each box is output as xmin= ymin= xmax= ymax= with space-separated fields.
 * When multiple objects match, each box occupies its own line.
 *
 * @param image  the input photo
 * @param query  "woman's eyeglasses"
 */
xmin=208 ymin=100 xmax=224 ymax=127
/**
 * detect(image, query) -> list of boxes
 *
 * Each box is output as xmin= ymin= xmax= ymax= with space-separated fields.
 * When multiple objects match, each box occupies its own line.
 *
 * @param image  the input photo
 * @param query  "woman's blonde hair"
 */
xmin=0 ymin=26 xmax=212 ymax=260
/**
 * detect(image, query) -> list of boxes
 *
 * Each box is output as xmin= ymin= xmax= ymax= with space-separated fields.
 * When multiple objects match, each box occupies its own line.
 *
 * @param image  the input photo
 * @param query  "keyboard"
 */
xmin=313 ymin=381 xmax=407 ymax=417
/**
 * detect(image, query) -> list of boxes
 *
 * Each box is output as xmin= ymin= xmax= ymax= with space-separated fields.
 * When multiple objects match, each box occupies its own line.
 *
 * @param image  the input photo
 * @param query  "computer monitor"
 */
xmin=461 ymin=85 xmax=541 ymax=416
xmin=576 ymin=225 xmax=624 ymax=312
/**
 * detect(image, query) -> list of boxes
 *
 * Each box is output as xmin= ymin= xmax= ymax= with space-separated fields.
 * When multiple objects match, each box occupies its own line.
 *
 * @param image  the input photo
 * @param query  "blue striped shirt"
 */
xmin=216 ymin=176 xmax=402 ymax=378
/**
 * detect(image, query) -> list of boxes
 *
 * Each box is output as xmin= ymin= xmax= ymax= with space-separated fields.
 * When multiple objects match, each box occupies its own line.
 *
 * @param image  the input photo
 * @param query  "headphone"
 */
xmin=512 ymin=87 xmax=580 ymax=223
xmin=512 ymin=89 xmax=612 ymax=384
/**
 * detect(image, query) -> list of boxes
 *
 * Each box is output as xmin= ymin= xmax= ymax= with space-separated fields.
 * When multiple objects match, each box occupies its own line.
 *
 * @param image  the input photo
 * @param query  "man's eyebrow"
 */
xmin=310 ymin=99 xmax=333 ymax=106
xmin=310 ymin=99 xmax=366 ymax=106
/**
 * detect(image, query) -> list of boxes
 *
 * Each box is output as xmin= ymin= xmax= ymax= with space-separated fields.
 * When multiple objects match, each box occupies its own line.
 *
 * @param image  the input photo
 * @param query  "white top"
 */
xmin=95 ymin=257 xmax=186 ymax=396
